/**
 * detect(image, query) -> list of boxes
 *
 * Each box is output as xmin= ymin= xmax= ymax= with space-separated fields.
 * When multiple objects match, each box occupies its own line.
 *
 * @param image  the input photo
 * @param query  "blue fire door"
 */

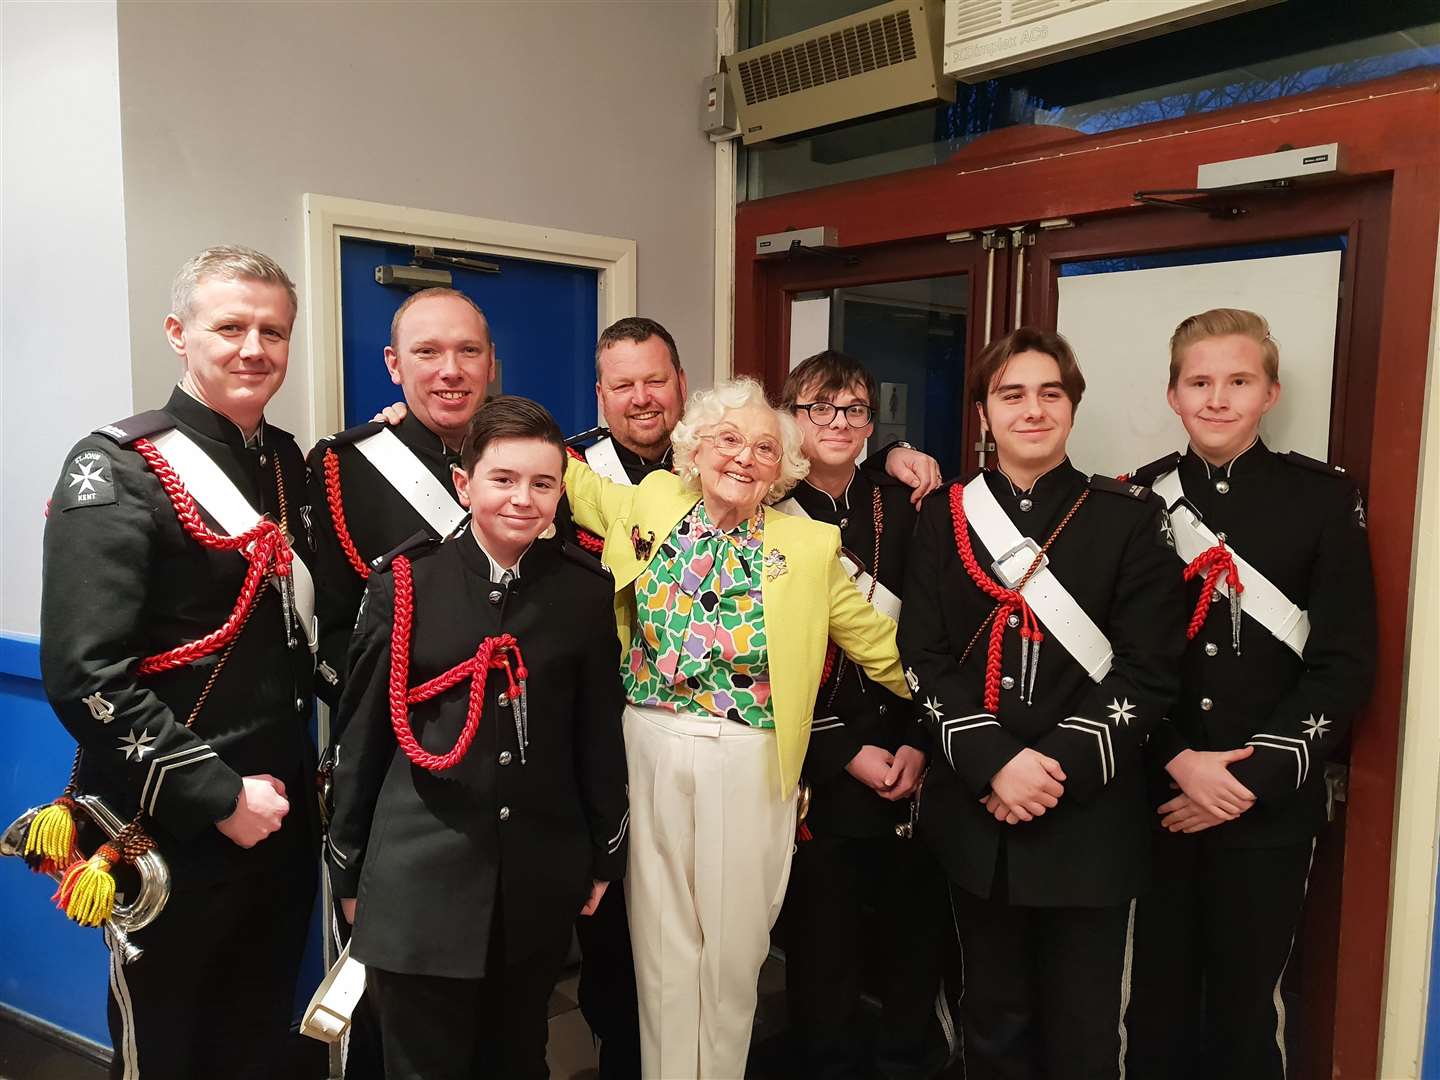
xmin=339 ymin=237 xmax=600 ymax=435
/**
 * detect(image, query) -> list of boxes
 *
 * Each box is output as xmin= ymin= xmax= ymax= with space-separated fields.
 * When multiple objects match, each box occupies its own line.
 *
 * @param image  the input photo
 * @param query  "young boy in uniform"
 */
xmin=776 ymin=350 xmax=951 ymax=1079
xmin=1124 ymin=309 xmax=1375 ymax=1079
xmin=327 ymin=396 xmax=629 ymax=1080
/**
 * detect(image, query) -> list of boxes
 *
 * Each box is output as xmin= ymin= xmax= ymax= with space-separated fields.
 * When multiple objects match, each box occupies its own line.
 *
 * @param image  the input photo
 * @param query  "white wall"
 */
xmin=115 ymin=0 xmax=719 ymax=441
xmin=1 ymin=1 xmax=133 ymax=637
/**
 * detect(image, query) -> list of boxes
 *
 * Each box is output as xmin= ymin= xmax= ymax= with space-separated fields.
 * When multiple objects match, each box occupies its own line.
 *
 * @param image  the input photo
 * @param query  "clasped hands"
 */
xmin=1158 ymin=746 xmax=1256 ymax=833
xmin=846 ymin=744 xmax=926 ymax=800
xmin=980 ymin=748 xmax=1066 ymax=824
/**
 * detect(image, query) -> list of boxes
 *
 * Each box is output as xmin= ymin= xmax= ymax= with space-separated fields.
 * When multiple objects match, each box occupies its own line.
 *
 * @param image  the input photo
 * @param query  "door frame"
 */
xmin=734 ymin=69 xmax=1440 ymax=1078
xmin=301 ymin=193 xmax=637 ymax=446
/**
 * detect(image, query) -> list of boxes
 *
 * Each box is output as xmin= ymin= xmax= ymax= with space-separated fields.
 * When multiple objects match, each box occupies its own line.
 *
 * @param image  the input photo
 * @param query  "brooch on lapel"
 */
xmin=764 ymin=548 xmax=788 ymax=581
xmin=630 ymin=525 xmax=655 ymax=560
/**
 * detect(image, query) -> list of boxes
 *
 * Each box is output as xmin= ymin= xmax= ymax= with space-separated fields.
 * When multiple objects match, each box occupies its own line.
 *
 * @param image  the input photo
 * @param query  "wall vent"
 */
xmin=726 ymin=1 xmax=953 ymax=146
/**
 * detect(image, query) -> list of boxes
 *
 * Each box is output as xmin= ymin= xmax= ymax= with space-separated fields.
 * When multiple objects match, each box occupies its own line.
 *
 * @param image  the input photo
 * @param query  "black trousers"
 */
xmin=331 ymin=898 xmax=385 ymax=1079
xmin=782 ymin=832 xmax=952 ymax=1080
xmin=106 ymin=853 xmax=317 ymax=1080
xmin=575 ymin=876 xmax=641 ymax=1080
xmin=1125 ymin=832 xmax=1315 ymax=1080
xmin=948 ymin=880 xmax=1132 ymax=1080
xmin=366 ymin=914 xmax=569 ymax=1080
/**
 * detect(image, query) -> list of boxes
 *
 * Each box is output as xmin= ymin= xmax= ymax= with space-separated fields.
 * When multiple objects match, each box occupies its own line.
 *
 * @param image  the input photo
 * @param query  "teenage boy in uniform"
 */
xmin=776 ymin=350 xmax=951 ymax=1079
xmin=1124 ymin=309 xmax=1375 ymax=1079
xmin=327 ymin=397 xmax=629 ymax=1080
xmin=899 ymin=327 xmax=1185 ymax=1080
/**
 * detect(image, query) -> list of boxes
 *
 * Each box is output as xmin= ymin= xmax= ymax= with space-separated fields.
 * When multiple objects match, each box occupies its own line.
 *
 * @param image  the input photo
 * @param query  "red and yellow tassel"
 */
xmin=24 ymin=796 xmax=79 ymax=874
xmin=54 ymin=843 xmax=120 ymax=927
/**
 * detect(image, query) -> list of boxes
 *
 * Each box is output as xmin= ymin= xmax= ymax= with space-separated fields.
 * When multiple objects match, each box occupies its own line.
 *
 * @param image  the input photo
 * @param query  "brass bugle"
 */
xmin=1 ymin=794 xmax=170 ymax=964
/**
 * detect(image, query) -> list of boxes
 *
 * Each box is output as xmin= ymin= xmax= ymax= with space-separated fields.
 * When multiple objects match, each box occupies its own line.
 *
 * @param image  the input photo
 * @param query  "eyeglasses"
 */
xmin=698 ymin=429 xmax=782 ymax=466
xmin=792 ymin=401 xmax=875 ymax=428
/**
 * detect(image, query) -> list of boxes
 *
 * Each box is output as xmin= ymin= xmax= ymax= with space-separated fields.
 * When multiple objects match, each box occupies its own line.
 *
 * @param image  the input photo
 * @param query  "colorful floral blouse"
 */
xmin=624 ymin=501 xmax=774 ymax=728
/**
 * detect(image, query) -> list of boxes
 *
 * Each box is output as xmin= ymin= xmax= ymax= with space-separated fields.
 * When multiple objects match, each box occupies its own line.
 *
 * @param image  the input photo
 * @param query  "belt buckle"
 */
xmin=991 ymin=537 xmax=1045 ymax=589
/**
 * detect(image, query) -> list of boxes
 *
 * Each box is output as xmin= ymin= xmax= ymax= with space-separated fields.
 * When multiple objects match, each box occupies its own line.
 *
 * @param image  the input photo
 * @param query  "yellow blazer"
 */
xmin=564 ymin=456 xmax=910 ymax=797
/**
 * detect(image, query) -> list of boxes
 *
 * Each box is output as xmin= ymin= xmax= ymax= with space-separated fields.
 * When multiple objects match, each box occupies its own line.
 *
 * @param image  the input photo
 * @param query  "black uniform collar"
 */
xmin=984 ymin=458 xmax=1086 ymax=524
xmin=1180 ymin=437 xmax=1273 ymax=488
xmin=168 ymin=384 xmax=265 ymax=449
xmin=396 ymin=409 xmax=462 ymax=465
xmin=458 ymin=524 xmax=535 ymax=583
xmin=611 ymin=436 xmax=673 ymax=482
xmin=790 ymin=468 xmax=867 ymax=526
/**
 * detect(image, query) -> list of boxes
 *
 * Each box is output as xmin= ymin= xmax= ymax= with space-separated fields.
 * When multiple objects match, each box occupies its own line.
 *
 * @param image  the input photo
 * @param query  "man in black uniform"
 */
xmin=775 ymin=350 xmax=950 ymax=1079
xmin=328 ymin=397 xmax=629 ymax=1080
xmin=1123 ymin=309 xmax=1375 ymax=1079
xmin=39 ymin=245 xmax=318 ymax=1078
xmin=898 ymin=327 xmax=1185 ymax=1080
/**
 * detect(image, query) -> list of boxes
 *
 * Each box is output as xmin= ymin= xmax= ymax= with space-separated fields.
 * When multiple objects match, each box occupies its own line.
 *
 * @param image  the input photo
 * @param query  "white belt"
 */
xmin=772 ymin=496 xmax=901 ymax=622
xmin=150 ymin=428 xmax=317 ymax=649
xmin=301 ymin=942 xmax=367 ymax=1043
xmin=585 ymin=436 xmax=634 ymax=486
xmin=354 ymin=427 xmax=469 ymax=540
xmin=1151 ymin=469 xmax=1309 ymax=657
xmin=962 ymin=475 xmax=1112 ymax=682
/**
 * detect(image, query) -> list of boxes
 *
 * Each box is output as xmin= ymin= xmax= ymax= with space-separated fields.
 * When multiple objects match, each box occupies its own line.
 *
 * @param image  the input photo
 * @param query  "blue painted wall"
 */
xmin=1424 ymin=853 xmax=1440 ymax=1077
xmin=0 ymin=635 xmax=325 ymax=1046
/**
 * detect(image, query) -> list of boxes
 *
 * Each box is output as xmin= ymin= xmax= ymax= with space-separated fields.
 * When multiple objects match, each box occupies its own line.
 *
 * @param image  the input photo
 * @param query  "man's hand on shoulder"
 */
xmin=883 ymin=445 xmax=942 ymax=506
xmin=216 ymin=774 xmax=290 ymax=848
xmin=372 ymin=402 xmax=408 ymax=425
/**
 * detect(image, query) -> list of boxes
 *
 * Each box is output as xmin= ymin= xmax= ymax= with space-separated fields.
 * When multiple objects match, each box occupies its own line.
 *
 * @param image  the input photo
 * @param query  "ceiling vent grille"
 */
xmin=726 ymin=1 xmax=953 ymax=146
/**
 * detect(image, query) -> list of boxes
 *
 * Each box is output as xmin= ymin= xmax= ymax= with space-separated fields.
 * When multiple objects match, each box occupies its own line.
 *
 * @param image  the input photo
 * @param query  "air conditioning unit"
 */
xmin=943 ymin=0 xmax=1280 ymax=83
xmin=726 ymin=1 xmax=955 ymax=147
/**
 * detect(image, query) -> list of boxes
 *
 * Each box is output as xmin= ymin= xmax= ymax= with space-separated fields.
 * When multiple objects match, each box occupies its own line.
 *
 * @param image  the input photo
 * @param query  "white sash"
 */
xmin=772 ymin=496 xmax=902 ymax=622
xmin=585 ymin=436 xmax=633 ymax=486
xmin=149 ymin=428 xmax=318 ymax=649
xmin=300 ymin=942 xmax=367 ymax=1043
xmin=1151 ymin=469 xmax=1310 ymax=658
xmin=962 ymin=475 xmax=1113 ymax=682
xmin=354 ymin=428 xmax=469 ymax=539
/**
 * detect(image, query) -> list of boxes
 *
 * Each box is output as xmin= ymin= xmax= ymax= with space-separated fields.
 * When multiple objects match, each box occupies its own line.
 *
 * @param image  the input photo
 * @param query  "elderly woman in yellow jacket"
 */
xmin=564 ymin=376 xmax=909 ymax=1079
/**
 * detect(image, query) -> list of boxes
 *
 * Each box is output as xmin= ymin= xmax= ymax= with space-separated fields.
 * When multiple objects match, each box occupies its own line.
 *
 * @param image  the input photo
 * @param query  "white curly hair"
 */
xmin=670 ymin=377 xmax=809 ymax=504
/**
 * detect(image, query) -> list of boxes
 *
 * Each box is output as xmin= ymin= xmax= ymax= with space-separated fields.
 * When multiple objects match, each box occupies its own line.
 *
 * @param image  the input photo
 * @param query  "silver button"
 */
xmin=498 ymin=692 xmax=509 ymax=706
xmin=1001 ymin=676 xmax=1016 ymax=690
xmin=1216 ymin=531 xmax=1228 ymax=543
xmin=1200 ymin=697 xmax=1214 ymax=711
xmin=1006 ymin=614 xmax=1020 ymax=628
xmin=1019 ymin=498 xmax=1033 ymax=512
xmin=499 ymin=806 xmax=511 ymax=821
xmin=488 ymin=590 xmax=503 ymax=605
xmin=1204 ymin=642 xmax=1218 ymax=657
xmin=259 ymin=452 xmax=268 ymax=466
xmin=1215 ymin=479 xmax=1230 ymax=494
xmin=499 ymin=751 xmax=512 ymax=766
xmin=295 ymin=697 xmax=306 ymax=712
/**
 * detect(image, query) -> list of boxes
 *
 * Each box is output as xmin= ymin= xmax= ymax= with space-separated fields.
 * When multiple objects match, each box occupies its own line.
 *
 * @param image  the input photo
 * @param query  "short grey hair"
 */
xmin=670 ymin=377 xmax=809 ymax=504
xmin=171 ymin=245 xmax=297 ymax=324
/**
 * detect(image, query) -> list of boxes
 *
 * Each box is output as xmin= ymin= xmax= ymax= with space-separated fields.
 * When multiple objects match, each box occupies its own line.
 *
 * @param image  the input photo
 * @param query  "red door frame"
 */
xmin=734 ymin=70 xmax=1440 ymax=1078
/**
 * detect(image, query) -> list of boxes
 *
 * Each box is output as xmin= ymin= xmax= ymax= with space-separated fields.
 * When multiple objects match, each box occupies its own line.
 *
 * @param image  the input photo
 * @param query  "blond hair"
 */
xmin=389 ymin=287 xmax=491 ymax=351
xmin=670 ymin=377 xmax=809 ymax=504
xmin=1169 ymin=308 xmax=1279 ymax=388
xmin=171 ymin=245 xmax=297 ymax=324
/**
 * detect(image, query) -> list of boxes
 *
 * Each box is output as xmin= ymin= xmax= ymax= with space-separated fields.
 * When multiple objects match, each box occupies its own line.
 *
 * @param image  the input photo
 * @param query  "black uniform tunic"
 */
xmin=1123 ymin=441 xmax=1375 ymax=1080
xmin=555 ymin=431 xmax=673 ymax=548
xmin=900 ymin=463 xmax=1185 ymax=907
xmin=327 ymin=528 xmax=629 ymax=977
xmin=306 ymin=410 xmax=462 ymax=711
xmin=40 ymin=386 xmax=318 ymax=1078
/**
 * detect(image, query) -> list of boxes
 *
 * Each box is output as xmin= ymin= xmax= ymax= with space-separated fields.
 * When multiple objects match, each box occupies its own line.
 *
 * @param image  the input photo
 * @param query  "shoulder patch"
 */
xmin=1282 ymin=451 xmax=1348 ymax=478
xmin=56 ymin=447 xmax=119 ymax=511
xmin=318 ymin=419 xmax=387 ymax=451
xmin=561 ymin=541 xmax=612 ymax=579
xmin=370 ymin=530 xmax=439 ymax=574
xmin=93 ymin=410 xmax=173 ymax=446
xmin=1125 ymin=451 xmax=1184 ymax=488
xmin=565 ymin=425 xmax=609 ymax=450
xmin=1089 ymin=474 xmax=1156 ymax=502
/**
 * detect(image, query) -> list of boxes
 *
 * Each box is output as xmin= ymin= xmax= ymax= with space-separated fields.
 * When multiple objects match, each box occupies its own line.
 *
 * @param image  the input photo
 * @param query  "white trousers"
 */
xmin=622 ymin=704 xmax=798 ymax=1080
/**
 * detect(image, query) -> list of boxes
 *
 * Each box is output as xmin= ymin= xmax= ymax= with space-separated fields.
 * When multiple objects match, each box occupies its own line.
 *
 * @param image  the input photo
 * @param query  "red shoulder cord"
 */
xmin=1183 ymin=544 xmax=1243 ymax=639
xmin=949 ymin=485 xmax=1043 ymax=712
xmin=387 ymin=554 xmax=528 ymax=771
xmin=132 ymin=438 xmax=294 ymax=676
xmin=564 ymin=446 xmax=606 ymax=555
xmin=322 ymin=448 xmax=371 ymax=579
